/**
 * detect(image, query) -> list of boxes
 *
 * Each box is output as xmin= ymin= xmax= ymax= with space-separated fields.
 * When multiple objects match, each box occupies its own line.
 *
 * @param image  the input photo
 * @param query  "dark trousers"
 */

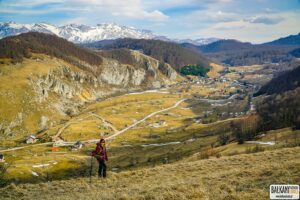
xmin=98 ymin=160 xmax=106 ymax=177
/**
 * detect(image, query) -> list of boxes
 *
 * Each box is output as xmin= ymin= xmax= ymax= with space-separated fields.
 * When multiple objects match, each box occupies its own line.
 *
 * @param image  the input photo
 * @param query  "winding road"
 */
xmin=0 ymin=98 xmax=186 ymax=153
xmin=85 ymin=98 xmax=187 ymax=143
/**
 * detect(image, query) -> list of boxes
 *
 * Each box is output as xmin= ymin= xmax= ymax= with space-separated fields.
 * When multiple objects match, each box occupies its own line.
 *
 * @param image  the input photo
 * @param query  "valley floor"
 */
xmin=1 ymin=147 xmax=299 ymax=200
xmin=1 ymin=63 xmax=299 ymax=200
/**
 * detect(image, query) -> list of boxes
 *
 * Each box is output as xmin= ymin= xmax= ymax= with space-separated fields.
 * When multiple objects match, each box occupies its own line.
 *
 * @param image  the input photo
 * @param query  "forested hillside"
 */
xmin=255 ymin=65 xmax=300 ymax=95
xmin=265 ymin=32 xmax=300 ymax=45
xmin=97 ymin=48 xmax=143 ymax=67
xmin=256 ymin=88 xmax=300 ymax=130
xmin=198 ymin=39 xmax=253 ymax=53
xmin=255 ymin=66 xmax=300 ymax=130
xmin=289 ymin=48 xmax=300 ymax=57
xmin=0 ymin=32 xmax=103 ymax=68
xmin=83 ymin=38 xmax=211 ymax=71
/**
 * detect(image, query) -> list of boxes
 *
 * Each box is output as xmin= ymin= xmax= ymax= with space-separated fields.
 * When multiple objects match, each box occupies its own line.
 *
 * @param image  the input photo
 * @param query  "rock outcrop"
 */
xmin=0 ymin=50 xmax=181 ymax=137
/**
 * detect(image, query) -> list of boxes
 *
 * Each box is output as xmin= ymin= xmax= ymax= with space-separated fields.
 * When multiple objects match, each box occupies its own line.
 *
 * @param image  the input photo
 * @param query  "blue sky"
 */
xmin=0 ymin=0 xmax=300 ymax=43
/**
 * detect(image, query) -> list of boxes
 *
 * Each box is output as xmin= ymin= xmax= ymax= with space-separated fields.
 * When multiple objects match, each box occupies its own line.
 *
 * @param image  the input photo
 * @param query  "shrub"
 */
xmin=0 ymin=162 xmax=10 ymax=186
xmin=198 ymin=147 xmax=218 ymax=159
xmin=245 ymin=145 xmax=265 ymax=154
xmin=180 ymin=64 xmax=209 ymax=77
xmin=218 ymin=132 xmax=230 ymax=145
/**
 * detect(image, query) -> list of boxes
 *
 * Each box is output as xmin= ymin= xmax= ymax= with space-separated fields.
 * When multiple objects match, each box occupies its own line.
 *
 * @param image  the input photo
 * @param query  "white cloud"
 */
xmin=1 ymin=0 xmax=169 ymax=22
xmin=189 ymin=11 xmax=300 ymax=43
xmin=2 ymin=0 xmax=63 ymax=7
xmin=244 ymin=16 xmax=284 ymax=25
xmin=65 ymin=0 xmax=169 ymax=22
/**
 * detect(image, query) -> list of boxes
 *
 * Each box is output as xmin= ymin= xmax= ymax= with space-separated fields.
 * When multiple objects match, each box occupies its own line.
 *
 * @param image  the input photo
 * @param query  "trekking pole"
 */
xmin=89 ymin=154 xmax=93 ymax=184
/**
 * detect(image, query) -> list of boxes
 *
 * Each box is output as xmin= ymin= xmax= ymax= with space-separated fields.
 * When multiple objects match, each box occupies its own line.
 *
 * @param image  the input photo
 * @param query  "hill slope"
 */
xmin=1 ymin=147 xmax=299 ymax=200
xmin=198 ymin=39 xmax=253 ymax=53
xmin=256 ymin=65 xmax=300 ymax=95
xmin=289 ymin=48 xmax=300 ymax=57
xmin=265 ymin=32 xmax=300 ymax=46
xmin=0 ymin=33 xmax=180 ymax=139
xmin=0 ymin=32 xmax=103 ymax=71
xmin=83 ymin=38 xmax=211 ymax=71
xmin=255 ymin=66 xmax=300 ymax=130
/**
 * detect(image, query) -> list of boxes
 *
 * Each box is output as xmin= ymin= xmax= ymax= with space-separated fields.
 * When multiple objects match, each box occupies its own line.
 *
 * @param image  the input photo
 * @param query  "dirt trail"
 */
xmin=0 ymin=142 xmax=54 ymax=153
xmin=89 ymin=113 xmax=119 ymax=133
xmin=52 ymin=115 xmax=94 ymax=139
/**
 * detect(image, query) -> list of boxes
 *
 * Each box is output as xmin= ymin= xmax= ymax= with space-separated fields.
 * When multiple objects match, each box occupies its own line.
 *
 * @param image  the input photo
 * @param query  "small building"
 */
xmin=26 ymin=135 xmax=38 ymax=144
xmin=0 ymin=154 xmax=4 ymax=162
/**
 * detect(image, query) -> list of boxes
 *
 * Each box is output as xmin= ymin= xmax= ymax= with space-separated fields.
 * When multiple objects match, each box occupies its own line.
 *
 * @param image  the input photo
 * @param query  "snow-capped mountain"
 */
xmin=0 ymin=22 xmax=159 ymax=43
xmin=0 ymin=22 xmax=220 ymax=45
xmin=175 ymin=38 xmax=221 ymax=46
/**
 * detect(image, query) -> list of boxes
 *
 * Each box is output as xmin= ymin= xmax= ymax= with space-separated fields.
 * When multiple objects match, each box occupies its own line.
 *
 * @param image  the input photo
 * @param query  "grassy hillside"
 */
xmin=83 ymin=38 xmax=211 ymax=71
xmin=1 ymin=146 xmax=299 ymax=200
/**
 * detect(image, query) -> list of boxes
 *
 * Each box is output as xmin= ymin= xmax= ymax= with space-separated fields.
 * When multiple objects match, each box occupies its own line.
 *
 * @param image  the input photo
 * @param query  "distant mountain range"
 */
xmin=180 ymin=33 xmax=300 ymax=66
xmin=174 ymin=38 xmax=220 ymax=46
xmin=0 ymin=22 xmax=159 ymax=43
xmin=265 ymin=33 xmax=300 ymax=46
xmin=194 ymin=33 xmax=300 ymax=54
xmin=0 ymin=22 xmax=220 ymax=45
xmin=1 ymin=21 xmax=299 ymax=66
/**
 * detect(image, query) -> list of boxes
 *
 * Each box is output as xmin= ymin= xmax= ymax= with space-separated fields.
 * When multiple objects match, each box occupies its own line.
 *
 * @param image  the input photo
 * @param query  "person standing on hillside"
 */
xmin=91 ymin=138 xmax=108 ymax=178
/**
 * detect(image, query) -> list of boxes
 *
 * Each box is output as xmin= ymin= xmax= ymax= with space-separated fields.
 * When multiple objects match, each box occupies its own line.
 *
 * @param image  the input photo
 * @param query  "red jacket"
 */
xmin=92 ymin=142 xmax=108 ymax=161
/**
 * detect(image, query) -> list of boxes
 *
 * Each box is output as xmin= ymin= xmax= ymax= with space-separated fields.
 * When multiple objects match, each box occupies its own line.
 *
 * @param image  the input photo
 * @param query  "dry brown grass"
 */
xmin=1 ymin=147 xmax=299 ymax=200
xmin=207 ymin=63 xmax=224 ymax=78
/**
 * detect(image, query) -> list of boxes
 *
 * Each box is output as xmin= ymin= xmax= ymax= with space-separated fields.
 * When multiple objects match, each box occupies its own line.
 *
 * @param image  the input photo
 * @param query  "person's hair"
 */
xmin=100 ymin=138 xmax=105 ymax=143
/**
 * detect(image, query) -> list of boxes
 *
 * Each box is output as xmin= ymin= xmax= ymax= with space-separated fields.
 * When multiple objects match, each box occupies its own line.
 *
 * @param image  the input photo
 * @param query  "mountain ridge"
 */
xmin=0 ymin=22 xmax=159 ymax=43
xmin=182 ymin=38 xmax=299 ymax=66
xmin=264 ymin=32 xmax=300 ymax=46
xmin=83 ymin=38 xmax=211 ymax=71
xmin=0 ymin=22 xmax=220 ymax=45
